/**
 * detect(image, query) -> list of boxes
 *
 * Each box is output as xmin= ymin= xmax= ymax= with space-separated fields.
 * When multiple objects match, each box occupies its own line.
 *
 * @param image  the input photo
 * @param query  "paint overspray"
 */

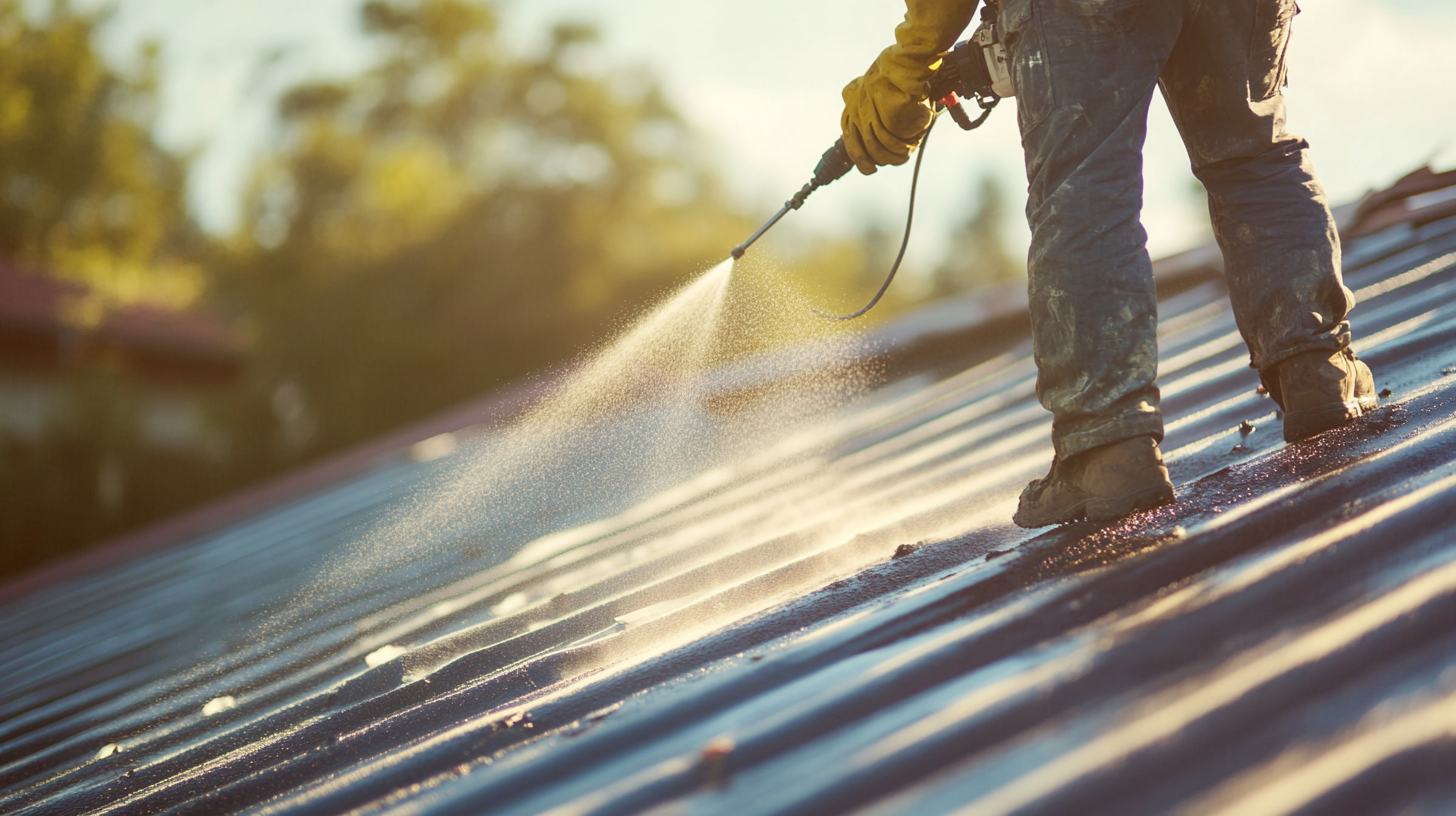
xmin=234 ymin=37 xmax=1040 ymax=679
xmin=258 ymin=257 xmax=886 ymax=668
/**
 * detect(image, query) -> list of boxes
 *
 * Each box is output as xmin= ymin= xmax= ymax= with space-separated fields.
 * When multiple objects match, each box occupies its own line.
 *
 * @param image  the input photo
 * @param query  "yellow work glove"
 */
xmin=841 ymin=0 xmax=979 ymax=175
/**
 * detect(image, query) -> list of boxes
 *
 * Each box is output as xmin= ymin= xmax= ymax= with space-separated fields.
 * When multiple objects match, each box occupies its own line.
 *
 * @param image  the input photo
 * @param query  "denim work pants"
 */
xmin=1000 ymin=0 xmax=1353 ymax=460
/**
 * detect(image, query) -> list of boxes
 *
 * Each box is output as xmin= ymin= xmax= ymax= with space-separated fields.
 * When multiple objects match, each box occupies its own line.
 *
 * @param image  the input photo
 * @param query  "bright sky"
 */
xmin=103 ymin=0 xmax=1456 ymax=272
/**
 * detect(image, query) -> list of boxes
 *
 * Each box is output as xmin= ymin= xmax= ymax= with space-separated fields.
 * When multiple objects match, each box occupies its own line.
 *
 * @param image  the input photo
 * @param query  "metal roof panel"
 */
xmin=5 ymin=179 xmax=1456 ymax=815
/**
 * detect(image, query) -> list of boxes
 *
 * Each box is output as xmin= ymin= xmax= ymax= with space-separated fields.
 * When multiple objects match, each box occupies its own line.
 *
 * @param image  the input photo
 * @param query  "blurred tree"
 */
xmin=932 ymin=173 xmax=1023 ymax=296
xmin=222 ymin=0 xmax=752 ymax=458
xmin=0 ymin=0 xmax=202 ymax=308
xmin=2 ymin=0 xmax=908 ymax=581
xmin=0 ymin=1 xmax=226 ymax=579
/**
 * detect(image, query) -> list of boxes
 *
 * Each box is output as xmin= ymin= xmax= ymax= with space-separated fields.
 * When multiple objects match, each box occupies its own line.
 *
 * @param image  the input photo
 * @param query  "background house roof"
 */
xmin=4 ymin=169 xmax=1456 ymax=815
xmin=0 ymin=262 xmax=239 ymax=377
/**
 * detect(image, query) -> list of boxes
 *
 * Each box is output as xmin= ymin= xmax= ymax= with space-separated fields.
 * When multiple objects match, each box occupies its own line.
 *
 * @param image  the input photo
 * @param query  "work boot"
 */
xmin=1013 ymin=436 xmax=1175 ymax=528
xmin=1267 ymin=348 xmax=1377 ymax=443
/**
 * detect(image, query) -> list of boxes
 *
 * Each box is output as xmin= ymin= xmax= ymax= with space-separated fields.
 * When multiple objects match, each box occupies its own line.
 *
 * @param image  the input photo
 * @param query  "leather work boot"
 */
xmin=1014 ymin=436 xmax=1176 ymax=528
xmin=1268 ymin=348 xmax=1377 ymax=443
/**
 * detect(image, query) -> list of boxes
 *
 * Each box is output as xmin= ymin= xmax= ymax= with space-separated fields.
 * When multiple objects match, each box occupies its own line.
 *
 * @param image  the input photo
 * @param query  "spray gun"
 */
xmin=731 ymin=6 xmax=1015 ymax=319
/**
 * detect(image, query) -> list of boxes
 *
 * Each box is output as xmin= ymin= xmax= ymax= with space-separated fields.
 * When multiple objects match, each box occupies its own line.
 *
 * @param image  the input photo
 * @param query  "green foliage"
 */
xmin=0 ymin=0 xmax=200 ymax=309
xmin=933 ymin=173 xmax=1024 ymax=296
xmin=222 ymin=0 xmax=752 ymax=457
xmin=0 ymin=1 xmax=224 ymax=579
xmin=4 ymin=0 xmax=895 ymax=581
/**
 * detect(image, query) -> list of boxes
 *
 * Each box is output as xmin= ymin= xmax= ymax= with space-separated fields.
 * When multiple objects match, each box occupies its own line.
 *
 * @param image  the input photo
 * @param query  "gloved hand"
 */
xmin=841 ymin=0 xmax=979 ymax=175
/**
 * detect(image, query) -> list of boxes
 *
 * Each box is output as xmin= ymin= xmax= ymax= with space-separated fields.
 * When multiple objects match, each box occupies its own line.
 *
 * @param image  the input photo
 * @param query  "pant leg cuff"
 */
xmin=1053 ymin=415 xmax=1165 ymax=461
xmin=1251 ymin=333 xmax=1352 ymax=372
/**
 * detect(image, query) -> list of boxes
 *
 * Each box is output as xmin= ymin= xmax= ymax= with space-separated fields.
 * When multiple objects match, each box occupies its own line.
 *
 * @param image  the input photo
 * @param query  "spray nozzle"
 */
xmin=731 ymin=140 xmax=854 ymax=261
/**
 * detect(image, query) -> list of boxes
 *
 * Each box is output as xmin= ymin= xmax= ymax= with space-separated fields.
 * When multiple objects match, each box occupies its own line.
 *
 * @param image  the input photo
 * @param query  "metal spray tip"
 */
xmin=727 ymin=139 xmax=853 ymax=264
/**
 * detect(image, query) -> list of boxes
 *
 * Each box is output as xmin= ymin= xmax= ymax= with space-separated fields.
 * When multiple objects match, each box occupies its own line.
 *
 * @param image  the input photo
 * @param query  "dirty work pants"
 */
xmin=1001 ymin=0 xmax=1353 ymax=460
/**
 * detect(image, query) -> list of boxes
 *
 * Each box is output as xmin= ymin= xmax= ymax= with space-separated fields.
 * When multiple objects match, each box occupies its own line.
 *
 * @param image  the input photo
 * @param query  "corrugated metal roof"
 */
xmin=5 ymin=173 xmax=1456 ymax=815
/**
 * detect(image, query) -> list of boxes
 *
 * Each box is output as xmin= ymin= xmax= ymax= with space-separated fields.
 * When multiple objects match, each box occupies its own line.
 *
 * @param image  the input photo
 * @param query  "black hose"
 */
xmin=815 ymin=112 xmax=938 ymax=321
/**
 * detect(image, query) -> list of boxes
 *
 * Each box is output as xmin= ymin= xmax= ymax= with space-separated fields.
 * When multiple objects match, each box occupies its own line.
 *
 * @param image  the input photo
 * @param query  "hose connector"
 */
xmin=791 ymin=139 xmax=855 ymax=209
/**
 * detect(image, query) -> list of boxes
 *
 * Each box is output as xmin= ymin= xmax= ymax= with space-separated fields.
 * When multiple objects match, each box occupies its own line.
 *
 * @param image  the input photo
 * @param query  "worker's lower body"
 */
xmin=1003 ymin=0 xmax=1376 ymax=528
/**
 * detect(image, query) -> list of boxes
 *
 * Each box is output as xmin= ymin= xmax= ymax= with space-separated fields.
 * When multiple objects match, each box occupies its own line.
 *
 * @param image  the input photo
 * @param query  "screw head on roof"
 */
xmin=701 ymin=737 xmax=735 ymax=789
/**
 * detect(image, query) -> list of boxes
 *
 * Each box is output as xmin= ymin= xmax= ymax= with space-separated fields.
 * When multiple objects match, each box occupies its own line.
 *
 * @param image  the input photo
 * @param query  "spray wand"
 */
xmin=730 ymin=10 xmax=1012 ymax=320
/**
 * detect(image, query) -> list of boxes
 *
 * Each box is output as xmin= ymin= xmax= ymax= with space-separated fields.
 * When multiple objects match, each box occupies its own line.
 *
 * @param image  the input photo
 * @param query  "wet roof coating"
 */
xmin=5 ymin=173 xmax=1456 ymax=815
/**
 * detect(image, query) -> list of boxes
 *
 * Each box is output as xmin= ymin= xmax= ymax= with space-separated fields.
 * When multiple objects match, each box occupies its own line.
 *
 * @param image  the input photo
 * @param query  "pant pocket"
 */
xmin=1249 ymin=0 xmax=1296 ymax=101
xmin=1000 ymin=0 xmax=1054 ymax=132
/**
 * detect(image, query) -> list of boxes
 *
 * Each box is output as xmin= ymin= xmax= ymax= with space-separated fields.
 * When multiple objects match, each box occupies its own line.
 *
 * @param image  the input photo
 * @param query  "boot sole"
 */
xmin=1085 ymin=482 xmax=1177 ymax=524
xmin=1015 ymin=482 xmax=1176 ymax=528
xmin=1283 ymin=397 xmax=1377 ymax=443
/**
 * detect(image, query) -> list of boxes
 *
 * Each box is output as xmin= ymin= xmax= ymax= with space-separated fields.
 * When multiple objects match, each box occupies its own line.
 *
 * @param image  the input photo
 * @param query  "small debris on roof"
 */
xmin=891 ymin=542 xmax=922 ymax=559
xmin=565 ymin=704 xmax=621 ymax=738
xmin=1239 ymin=420 xmax=1257 ymax=436
xmin=364 ymin=644 xmax=407 ymax=667
xmin=200 ymin=696 xmax=237 ymax=716
xmin=410 ymin=432 xmax=458 ymax=463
